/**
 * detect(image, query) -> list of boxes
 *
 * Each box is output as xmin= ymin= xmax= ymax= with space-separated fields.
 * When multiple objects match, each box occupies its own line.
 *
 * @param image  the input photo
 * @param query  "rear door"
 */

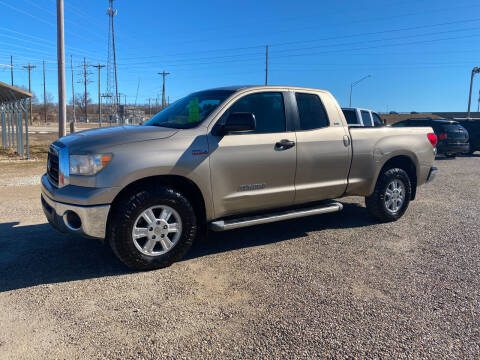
xmin=208 ymin=91 xmax=297 ymax=218
xmin=293 ymin=91 xmax=351 ymax=203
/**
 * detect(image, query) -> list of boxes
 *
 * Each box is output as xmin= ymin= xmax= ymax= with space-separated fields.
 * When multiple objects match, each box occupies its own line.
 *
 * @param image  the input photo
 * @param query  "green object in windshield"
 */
xmin=189 ymin=98 xmax=200 ymax=123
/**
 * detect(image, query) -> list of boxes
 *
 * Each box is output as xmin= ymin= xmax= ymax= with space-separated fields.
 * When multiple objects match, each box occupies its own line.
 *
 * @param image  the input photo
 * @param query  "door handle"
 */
xmin=343 ymin=135 xmax=351 ymax=147
xmin=275 ymin=139 xmax=296 ymax=149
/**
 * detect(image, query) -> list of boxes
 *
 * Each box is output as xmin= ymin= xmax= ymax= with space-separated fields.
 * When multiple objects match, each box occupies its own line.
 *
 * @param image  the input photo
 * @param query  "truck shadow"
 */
xmin=0 ymin=203 xmax=373 ymax=292
xmin=185 ymin=202 xmax=373 ymax=260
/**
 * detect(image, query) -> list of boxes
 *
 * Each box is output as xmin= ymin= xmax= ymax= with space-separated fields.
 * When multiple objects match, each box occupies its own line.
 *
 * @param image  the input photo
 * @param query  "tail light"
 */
xmin=427 ymin=133 xmax=437 ymax=147
xmin=438 ymin=132 xmax=447 ymax=140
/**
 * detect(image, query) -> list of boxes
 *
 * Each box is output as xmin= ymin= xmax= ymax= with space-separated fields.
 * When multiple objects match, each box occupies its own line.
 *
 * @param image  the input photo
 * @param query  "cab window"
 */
xmin=361 ymin=110 xmax=373 ymax=127
xmin=372 ymin=112 xmax=384 ymax=127
xmin=342 ymin=109 xmax=359 ymax=125
xmin=295 ymin=93 xmax=329 ymax=130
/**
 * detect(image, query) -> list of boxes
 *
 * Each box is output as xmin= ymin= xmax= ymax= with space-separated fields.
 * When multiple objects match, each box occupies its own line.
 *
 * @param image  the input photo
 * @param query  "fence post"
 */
xmin=1 ymin=108 xmax=6 ymax=148
xmin=23 ymin=100 xmax=29 ymax=159
xmin=9 ymin=105 xmax=14 ymax=151
xmin=18 ymin=107 xmax=24 ymax=157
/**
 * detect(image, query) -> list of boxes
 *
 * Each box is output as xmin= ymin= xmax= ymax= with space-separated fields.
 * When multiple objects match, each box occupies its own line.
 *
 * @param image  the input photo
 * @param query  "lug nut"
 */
xmin=163 ymin=225 xmax=168 ymax=229
xmin=149 ymin=227 xmax=153 ymax=231
xmin=161 ymin=234 xmax=165 ymax=238
xmin=156 ymin=221 xmax=161 ymax=225
xmin=152 ymin=235 xmax=156 ymax=239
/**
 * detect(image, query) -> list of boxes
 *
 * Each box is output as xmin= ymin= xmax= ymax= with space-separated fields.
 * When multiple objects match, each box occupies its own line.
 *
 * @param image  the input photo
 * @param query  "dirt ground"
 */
xmin=0 ymin=152 xmax=479 ymax=359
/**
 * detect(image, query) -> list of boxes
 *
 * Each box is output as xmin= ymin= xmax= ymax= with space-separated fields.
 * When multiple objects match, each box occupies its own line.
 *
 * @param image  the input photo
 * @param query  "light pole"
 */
xmin=467 ymin=66 xmax=480 ymax=120
xmin=349 ymin=75 xmax=372 ymax=107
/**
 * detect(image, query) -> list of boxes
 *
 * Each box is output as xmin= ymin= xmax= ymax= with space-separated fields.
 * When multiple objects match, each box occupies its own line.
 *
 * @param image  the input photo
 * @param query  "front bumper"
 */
xmin=426 ymin=166 xmax=438 ymax=183
xmin=41 ymin=192 xmax=110 ymax=239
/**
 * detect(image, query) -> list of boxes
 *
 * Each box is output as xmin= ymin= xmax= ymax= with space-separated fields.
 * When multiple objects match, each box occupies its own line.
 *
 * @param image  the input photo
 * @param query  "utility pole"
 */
xmin=10 ymin=56 xmax=13 ymax=86
xmin=54 ymin=0 xmax=67 ymax=135
xmin=265 ymin=45 xmax=268 ymax=86
xmin=155 ymin=97 xmax=158 ymax=113
xmin=91 ymin=64 xmax=105 ymax=126
xmin=43 ymin=60 xmax=47 ymax=122
xmin=78 ymin=57 xmax=93 ymax=122
xmin=148 ymin=98 xmax=152 ymax=116
xmin=23 ymin=64 xmax=36 ymax=125
xmin=71 ymin=55 xmax=76 ymax=123
xmin=158 ymin=71 xmax=170 ymax=108
xmin=467 ymin=67 xmax=480 ymax=120
xmin=56 ymin=0 xmax=67 ymax=137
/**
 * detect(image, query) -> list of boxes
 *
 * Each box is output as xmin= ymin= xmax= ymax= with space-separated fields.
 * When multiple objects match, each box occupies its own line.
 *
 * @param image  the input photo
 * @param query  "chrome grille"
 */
xmin=47 ymin=145 xmax=59 ymax=186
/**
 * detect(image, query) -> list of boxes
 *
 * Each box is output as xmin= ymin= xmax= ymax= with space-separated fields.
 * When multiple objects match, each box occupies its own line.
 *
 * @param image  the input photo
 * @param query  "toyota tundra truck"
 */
xmin=41 ymin=86 xmax=438 ymax=270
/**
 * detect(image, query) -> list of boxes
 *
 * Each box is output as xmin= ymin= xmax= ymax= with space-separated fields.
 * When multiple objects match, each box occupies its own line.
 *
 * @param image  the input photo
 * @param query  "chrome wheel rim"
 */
xmin=132 ymin=205 xmax=182 ymax=256
xmin=384 ymin=179 xmax=405 ymax=214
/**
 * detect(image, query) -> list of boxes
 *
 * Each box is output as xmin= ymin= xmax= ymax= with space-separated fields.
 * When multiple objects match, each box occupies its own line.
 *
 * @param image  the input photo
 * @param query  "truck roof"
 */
xmin=205 ymin=85 xmax=330 ymax=93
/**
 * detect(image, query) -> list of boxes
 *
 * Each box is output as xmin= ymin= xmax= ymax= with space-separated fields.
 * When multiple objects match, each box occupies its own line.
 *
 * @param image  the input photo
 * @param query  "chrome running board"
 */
xmin=209 ymin=202 xmax=343 ymax=231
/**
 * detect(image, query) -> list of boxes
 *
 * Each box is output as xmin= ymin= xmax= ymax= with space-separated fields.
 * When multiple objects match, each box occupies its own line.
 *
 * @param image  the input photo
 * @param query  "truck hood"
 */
xmin=58 ymin=125 xmax=178 ymax=153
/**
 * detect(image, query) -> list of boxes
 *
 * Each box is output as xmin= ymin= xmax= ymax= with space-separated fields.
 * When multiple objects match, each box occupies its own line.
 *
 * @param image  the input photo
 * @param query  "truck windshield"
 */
xmin=143 ymin=90 xmax=234 ymax=129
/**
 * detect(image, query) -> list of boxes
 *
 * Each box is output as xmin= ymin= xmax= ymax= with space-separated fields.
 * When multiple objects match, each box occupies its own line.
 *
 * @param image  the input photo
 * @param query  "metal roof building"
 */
xmin=0 ymin=81 xmax=32 ymax=158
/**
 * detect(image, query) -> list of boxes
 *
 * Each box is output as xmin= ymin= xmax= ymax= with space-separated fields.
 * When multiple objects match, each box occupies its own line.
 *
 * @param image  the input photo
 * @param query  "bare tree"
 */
xmin=15 ymin=84 xmax=39 ymax=103
xmin=70 ymin=93 xmax=92 ymax=120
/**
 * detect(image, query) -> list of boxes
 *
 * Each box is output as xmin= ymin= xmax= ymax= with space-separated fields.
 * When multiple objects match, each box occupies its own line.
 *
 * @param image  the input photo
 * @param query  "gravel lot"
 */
xmin=0 ymin=156 xmax=479 ymax=359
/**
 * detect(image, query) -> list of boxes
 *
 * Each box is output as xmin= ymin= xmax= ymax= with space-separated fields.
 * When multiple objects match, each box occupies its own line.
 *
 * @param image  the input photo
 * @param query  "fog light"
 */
xmin=65 ymin=211 xmax=82 ymax=231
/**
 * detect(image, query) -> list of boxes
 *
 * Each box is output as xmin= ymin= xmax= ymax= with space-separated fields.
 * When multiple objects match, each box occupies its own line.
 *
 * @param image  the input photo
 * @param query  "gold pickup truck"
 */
xmin=41 ymin=86 xmax=438 ymax=270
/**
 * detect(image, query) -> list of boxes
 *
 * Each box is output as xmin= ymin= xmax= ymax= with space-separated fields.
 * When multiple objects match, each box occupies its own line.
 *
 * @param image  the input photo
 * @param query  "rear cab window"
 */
xmin=295 ymin=93 xmax=329 ymax=130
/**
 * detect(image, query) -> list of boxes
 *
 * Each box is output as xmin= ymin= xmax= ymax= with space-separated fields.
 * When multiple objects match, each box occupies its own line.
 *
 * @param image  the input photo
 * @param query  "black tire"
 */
xmin=365 ymin=168 xmax=412 ymax=222
xmin=445 ymin=153 xmax=456 ymax=158
xmin=108 ymin=185 xmax=197 ymax=271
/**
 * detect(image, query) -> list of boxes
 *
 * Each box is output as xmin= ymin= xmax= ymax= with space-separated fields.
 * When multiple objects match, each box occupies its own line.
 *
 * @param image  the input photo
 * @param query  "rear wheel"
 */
xmin=365 ymin=168 xmax=412 ymax=222
xmin=108 ymin=185 xmax=197 ymax=270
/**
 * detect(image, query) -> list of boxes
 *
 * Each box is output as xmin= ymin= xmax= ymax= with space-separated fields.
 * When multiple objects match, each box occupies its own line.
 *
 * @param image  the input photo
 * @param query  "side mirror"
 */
xmin=221 ymin=112 xmax=256 ymax=134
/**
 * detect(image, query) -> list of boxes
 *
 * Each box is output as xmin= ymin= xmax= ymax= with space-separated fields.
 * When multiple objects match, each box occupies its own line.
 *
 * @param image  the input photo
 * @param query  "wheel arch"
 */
xmin=106 ymin=175 xmax=207 ymax=235
xmin=375 ymin=155 xmax=418 ymax=200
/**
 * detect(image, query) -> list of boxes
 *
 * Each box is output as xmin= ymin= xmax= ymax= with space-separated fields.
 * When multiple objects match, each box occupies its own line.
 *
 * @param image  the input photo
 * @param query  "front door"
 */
xmin=208 ymin=91 xmax=297 ymax=218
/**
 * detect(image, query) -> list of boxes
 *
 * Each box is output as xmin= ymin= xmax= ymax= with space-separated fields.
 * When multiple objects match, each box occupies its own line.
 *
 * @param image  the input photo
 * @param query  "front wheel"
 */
xmin=108 ymin=185 xmax=197 ymax=270
xmin=365 ymin=168 xmax=412 ymax=222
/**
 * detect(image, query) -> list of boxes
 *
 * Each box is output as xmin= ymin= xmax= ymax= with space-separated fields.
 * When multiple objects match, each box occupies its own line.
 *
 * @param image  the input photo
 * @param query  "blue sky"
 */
xmin=1 ymin=0 xmax=480 ymax=112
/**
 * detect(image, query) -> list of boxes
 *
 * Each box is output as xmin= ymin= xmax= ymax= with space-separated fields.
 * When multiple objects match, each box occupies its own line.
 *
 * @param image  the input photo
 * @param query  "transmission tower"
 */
xmin=106 ymin=0 xmax=119 ymax=119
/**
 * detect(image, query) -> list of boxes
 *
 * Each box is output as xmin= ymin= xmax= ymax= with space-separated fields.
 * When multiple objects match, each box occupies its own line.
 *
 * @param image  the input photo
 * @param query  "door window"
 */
xmin=361 ymin=110 xmax=373 ymax=126
xmin=226 ymin=92 xmax=286 ymax=133
xmin=295 ymin=93 xmax=329 ymax=130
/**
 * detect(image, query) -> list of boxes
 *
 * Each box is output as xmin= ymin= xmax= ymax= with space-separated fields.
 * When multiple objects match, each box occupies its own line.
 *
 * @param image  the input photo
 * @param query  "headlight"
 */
xmin=69 ymin=154 xmax=112 ymax=176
